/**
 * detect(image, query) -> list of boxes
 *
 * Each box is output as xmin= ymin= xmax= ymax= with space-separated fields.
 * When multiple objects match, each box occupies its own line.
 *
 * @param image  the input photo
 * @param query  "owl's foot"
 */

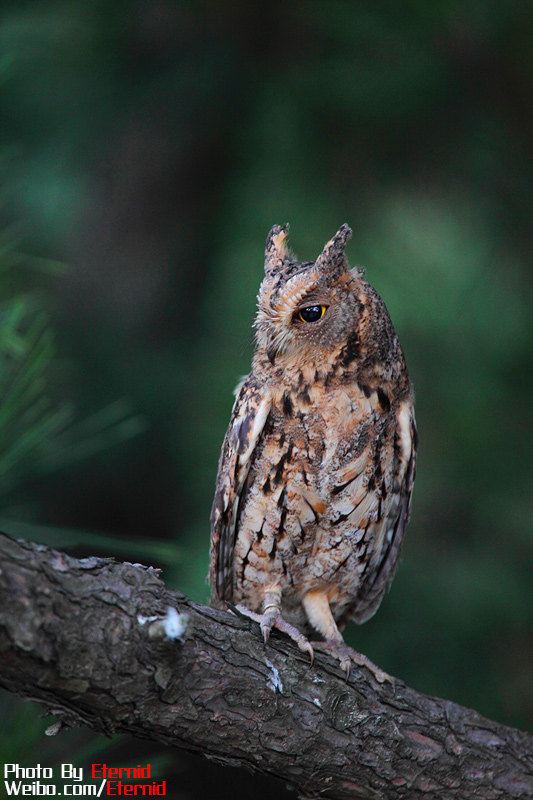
xmin=234 ymin=604 xmax=314 ymax=662
xmin=311 ymin=640 xmax=392 ymax=685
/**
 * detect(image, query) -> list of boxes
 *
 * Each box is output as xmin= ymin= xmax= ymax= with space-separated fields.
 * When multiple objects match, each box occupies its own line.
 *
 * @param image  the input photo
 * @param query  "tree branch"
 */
xmin=0 ymin=532 xmax=531 ymax=800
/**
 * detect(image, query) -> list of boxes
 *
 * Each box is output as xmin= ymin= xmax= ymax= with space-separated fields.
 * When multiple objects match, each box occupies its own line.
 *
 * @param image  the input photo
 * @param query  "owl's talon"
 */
xmin=233 ymin=604 xmax=262 ymax=622
xmin=311 ymin=641 xmax=393 ymax=685
xmin=227 ymin=602 xmax=251 ymax=621
xmin=234 ymin=604 xmax=314 ymax=663
xmin=351 ymin=652 xmax=392 ymax=685
xmin=339 ymin=656 xmax=351 ymax=678
xmin=260 ymin=610 xmax=277 ymax=644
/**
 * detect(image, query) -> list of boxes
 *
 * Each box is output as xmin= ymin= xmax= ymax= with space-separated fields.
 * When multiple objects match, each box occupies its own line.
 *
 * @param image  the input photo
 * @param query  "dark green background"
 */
xmin=0 ymin=2 xmax=531 ymax=797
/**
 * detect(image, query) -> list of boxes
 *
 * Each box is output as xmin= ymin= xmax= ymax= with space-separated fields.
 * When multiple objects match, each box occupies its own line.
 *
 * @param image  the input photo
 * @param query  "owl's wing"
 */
xmin=341 ymin=403 xmax=417 ymax=626
xmin=209 ymin=376 xmax=271 ymax=606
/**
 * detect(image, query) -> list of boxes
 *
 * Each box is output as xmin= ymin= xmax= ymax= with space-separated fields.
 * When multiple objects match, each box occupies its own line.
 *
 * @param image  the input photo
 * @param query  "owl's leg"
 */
xmin=302 ymin=590 xmax=392 ymax=685
xmin=234 ymin=591 xmax=314 ymax=661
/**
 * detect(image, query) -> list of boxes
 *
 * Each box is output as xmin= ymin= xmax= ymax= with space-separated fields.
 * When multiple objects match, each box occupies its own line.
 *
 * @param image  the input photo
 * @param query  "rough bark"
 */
xmin=0 ymin=531 xmax=531 ymax=800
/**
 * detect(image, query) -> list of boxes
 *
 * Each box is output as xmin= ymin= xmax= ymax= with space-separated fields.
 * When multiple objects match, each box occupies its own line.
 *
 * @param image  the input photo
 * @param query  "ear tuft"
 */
xmin=264 ymin=223 xmax=290 ymax=275
xmin=315 ymin=224 xmax=352 ymax=276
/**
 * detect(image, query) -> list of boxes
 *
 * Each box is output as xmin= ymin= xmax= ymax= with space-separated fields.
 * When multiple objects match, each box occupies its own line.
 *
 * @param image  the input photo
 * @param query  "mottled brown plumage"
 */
xmin=210 ymin=224 xmax=416 ymax=681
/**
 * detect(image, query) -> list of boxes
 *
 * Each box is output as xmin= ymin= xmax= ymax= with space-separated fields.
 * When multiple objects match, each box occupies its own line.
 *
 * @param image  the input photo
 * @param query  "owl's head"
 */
xmin=254 ymin=223 xmax=362 ymax=364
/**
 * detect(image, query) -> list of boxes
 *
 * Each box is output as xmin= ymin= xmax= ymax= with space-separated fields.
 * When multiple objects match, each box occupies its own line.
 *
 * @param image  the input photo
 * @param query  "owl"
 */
xmin=209 ymin=224 xmax=416 ymax=683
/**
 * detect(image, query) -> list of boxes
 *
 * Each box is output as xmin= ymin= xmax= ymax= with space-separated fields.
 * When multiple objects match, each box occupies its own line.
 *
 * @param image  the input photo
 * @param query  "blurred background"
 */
xmin=0 ymin=1 xmax=531 ymax=797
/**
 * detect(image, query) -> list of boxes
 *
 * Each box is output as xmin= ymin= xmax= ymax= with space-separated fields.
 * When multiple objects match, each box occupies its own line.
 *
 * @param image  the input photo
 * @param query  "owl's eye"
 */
xmin=296 ymin=305 xmax=328 ymax=323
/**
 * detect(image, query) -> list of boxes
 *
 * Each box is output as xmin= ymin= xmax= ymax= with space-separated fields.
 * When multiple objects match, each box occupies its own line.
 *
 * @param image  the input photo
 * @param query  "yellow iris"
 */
xmin=297 ymin=305 xmax=328 ymax=323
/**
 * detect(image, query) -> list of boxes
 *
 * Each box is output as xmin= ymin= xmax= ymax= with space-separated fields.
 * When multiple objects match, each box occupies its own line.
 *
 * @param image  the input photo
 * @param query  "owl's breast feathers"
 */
xmin=210 ymin=346 xmax=416 ymax=625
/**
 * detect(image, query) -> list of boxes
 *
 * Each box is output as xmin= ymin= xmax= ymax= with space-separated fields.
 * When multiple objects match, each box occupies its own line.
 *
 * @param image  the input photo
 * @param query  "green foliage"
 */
xmin=0 ymin=517 xmax=179 ymax=563
xmin=0 ymin=260 xmax=145 ymax=500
